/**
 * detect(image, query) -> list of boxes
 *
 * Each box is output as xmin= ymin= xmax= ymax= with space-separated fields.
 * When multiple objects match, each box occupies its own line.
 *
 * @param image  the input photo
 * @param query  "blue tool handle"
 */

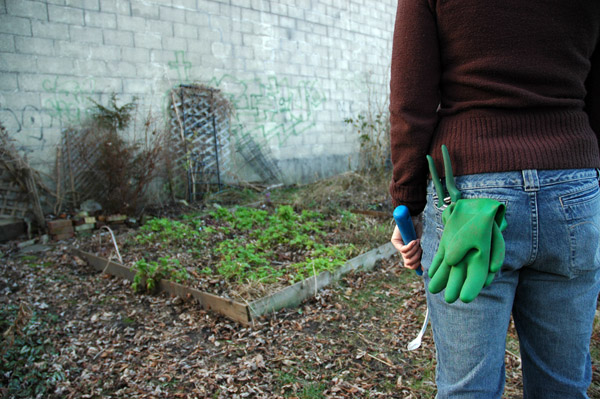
xmin=393 ymin=205 xmax=423 ymax=276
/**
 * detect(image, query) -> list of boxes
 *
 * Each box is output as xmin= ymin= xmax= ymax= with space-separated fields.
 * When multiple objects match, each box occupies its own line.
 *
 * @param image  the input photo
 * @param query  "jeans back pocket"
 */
xmin=559 ymin=183 xmax=600 ymax=275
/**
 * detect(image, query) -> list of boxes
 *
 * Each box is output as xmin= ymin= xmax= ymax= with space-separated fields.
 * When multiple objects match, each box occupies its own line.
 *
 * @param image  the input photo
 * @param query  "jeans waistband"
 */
xmin=448 ymin=169 xmax=600 ymax=191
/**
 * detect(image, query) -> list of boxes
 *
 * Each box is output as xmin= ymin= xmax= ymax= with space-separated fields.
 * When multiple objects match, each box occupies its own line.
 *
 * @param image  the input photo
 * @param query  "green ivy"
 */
xmin=0 ymin=307 xmax=64 ymax=398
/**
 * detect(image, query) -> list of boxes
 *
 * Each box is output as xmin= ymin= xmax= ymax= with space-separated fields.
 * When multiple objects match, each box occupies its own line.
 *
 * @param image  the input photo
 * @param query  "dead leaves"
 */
xmin=1 ymin=245 xmax=574 ymax=398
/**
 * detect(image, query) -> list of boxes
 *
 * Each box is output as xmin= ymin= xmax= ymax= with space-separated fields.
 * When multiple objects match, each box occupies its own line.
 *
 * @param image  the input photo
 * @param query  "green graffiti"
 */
xmin=168 ymin=51 xmax=191 ymax=83
xmin=41 ymin=77 xmax=95 ymax=124
xmin=209 ymin=74 xmax=326 ymax=146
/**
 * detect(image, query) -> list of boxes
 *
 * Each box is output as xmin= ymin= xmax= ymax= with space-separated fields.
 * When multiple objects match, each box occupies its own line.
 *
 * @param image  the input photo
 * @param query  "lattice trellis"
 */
xmin=58 ymin=127 xmax=106 ymax=208
xmin=0 ymin=124 xmax=45 ymax=227
xmin=168 ymin=84 xmax=232 ymax=201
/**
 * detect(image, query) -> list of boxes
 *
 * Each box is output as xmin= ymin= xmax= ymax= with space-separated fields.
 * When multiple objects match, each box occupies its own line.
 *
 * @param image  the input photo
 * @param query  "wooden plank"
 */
xmin=248 ymin=242 xmax=397 ymax=319
xmin=159 ymin=280 xmax=251 ymax=325
xmin=0 ymin=218 xmax=26 ymax=241
xmin=72 ymin=249 xmax=136 ymax=280
xmin=72 ymin=248 xmax=251 ymax=325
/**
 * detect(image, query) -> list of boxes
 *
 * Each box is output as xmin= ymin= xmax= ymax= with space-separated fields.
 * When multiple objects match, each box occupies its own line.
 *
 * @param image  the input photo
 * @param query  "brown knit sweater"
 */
xmin=389 ymin=0 xmax=600 ymax=214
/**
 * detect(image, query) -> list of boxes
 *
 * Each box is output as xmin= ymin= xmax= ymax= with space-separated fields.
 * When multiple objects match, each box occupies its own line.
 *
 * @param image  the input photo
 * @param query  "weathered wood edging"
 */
xmin=72 ymin=242 xmax=397 ymax=325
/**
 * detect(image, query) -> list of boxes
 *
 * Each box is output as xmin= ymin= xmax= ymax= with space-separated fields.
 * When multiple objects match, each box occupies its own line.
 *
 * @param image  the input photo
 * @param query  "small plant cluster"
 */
xmin=132 ymin=257 xmax=189 ymax=293
xmin=64 ymin=93 xmax=165 ymax=215
xmin=209 ymin=205 xmax=357 ymax=284
xmin=0 ymin=305 xmax=64 ymax=398
xmin=344 ymin=111 xmax=390 ymax=174
xmin=131 ymin=205 xmax=362 ymax=289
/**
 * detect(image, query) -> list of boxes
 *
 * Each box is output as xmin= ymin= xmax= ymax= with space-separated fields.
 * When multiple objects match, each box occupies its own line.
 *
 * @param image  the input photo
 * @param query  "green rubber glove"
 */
xmin=428 ymin=198 xmax=507 ymax=303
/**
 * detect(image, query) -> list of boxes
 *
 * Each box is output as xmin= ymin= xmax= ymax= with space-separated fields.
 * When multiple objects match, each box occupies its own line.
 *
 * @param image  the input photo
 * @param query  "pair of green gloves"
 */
xmin=425 ymin=146 xmax=507 ymax=303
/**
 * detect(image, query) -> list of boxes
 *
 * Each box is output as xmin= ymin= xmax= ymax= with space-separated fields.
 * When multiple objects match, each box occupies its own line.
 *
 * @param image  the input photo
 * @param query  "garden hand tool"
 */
xmin=426 ymin=145 xmax=507 ymax=303
xmin=393 ymin=205 xmax=428 ymax=350
xmin=393 ymin=205 xmax=423 ymax=276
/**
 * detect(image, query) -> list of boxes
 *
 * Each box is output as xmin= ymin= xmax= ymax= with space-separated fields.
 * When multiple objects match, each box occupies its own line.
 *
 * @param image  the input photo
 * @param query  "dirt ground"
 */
xmin=3 ymin=240 xmax=598 ymax=398
xmin=1 ymin=174 xmax=599 ymax=398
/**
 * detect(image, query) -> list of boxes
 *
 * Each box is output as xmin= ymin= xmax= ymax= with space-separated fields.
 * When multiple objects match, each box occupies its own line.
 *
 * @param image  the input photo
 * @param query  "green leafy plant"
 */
xmin=0 ymin=305 xmax=64 ymax=398
xmin=136 ymin=217 xmax=201 ymax=245
xmin=132 ymin=257 xmax=189 ymax=292
xmin=131 ymin=205 xmax=374 ymax=286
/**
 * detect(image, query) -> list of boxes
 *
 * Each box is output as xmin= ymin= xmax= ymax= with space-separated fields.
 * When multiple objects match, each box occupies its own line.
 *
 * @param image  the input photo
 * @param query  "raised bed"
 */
xmin=73 ymin=242 xmax=396 ymax=325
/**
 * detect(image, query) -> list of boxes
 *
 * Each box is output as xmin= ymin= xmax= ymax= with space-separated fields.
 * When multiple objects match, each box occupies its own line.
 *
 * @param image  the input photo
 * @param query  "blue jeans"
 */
xmin=421 ymin=169 xmax=600 ymax=398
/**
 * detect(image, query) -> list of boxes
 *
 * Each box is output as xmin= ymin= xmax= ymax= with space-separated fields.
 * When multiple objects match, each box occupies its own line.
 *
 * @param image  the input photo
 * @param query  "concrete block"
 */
xmin=72 ymin=59 xmax=107 ymax=76
xmin=287 ymin=5 xmax=304 ymax=20
xmin=89 ymin=45 xmax=121 ymax=61
xmin=3 ymin=91 xmax=41 ymax=110
xmin=37 ymin=55 xmax=76 ymax=75
xmin=174 ymin=22 xmax=197 ymax=39
xmin=54 ymin=39 xmax=91 ymax=57
xmin=66 ymin=0 xmax=100 ymax=10
xmin=211 ymin=42 xmax=232 ymax=58
xmin=0 ymin=0 xmax=5 ymax=13
xmin=0 ymin=33 xmax=15 ymax=51
xmin=74 ymin=223 xmax=95 ymax=232
xmin=123 ymin=78 xmax=147 ymax=94
xmin=69 ymin=25 xmax=104 ymax=43
xmin=0 ymin=72 xmax=17 ymax=90
xmin=85 ymin=10 xmax=117 ymax=28
xmin=133 ymin=31 xmax=161 ymax=49
xmin=186 ymin=41 xmax=210 ymax=57
xmin=162 ymin=36 xmax=187 ymax=51
xmin=120 ymin=46 xmax=149 ymax=63
xmin=103 ymin=29 xmax=133 ymax=46
xmin=159 ymin=5 xmax=185 ymax=23
xmin=184 ymin=10 xmax=209 ymax=27
xmin=0 ymin=53 xmax=39 ymax=73
xmin=92 ymin=76 xmax=122 ymax=92
xmin=134 ymin=62 xmax=160 ymax=79
xmin=117 ymin=15 xmax=146 ymax=33
xmin=131 ymin=0 xmax=158 ymax=19
xmin=146 ymin=19 xmax=173 ymax=36
xmin=250 ymin=0 xmax=269 ymax=12
xmin=172 ymin=0 xmax=195 ymax=8
xmin=221 ymin=3 xmax=242 ymax=19
xmin=230 ymin=0 xmax=251 ymax=9
xmin=200 ymin=2 xmax=219 ymax=15
xmin=47 ymin=219 xmax=73 ymax=234
xmin=149 ymin=48 xmax=176 ymax=64
xmin=99 ymin=0 xmax=131 ymax=15
xmin=16 ymin=72 xmax=52 ymax=91
xmin=53 ymin=232 xmax=74 ymax=241
xmin=234 ymin=45 xmax=254 ymax=59
xmin=0 ymin=15 xmax=32 ymax=35
xmin=240 ymin=8 xmax=260 ymax=23
xmin=31 ymin=20 xmax=70 ymax=40
xmin=48 ymin=4 xmax=84 ymax=24
xmin=6 ymin=0 xmax=48 ymax=20
xmin=106 ymin=60 xmax=136 ymax=77
xmin=0 ymin=219 xmax=26 ymax=242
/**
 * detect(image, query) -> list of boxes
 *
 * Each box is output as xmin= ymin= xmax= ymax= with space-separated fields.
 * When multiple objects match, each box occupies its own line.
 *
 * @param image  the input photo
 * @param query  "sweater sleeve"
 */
xmin=585 ymin=38 xmax=600 ymax=145
xmin=389 ymin=0 xmax=441 ymax=215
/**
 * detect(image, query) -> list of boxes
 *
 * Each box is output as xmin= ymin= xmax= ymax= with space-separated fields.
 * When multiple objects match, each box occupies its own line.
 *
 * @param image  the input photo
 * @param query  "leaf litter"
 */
xmin=1 ymin=172 xmax=599 ymax=398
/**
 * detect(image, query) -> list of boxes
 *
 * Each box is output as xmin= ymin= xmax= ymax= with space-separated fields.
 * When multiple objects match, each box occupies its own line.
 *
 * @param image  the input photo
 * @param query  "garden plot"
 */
xmin=73 ymin=204 xmax=394 ymax=324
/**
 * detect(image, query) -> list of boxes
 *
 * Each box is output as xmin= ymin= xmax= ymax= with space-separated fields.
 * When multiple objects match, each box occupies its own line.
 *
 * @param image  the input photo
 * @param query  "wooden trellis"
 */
xmin=57 ymin=127 xmax=106 ymax=209
xmin=169 ymin=84 xmax=232 ymax=201
xmin=0 ymin=124 xmax=45 ymax=228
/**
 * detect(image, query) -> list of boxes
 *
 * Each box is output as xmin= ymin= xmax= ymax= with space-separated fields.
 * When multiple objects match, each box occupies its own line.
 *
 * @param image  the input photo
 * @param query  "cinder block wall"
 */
xmin=0 ymin=0 xmax=396 ymax=185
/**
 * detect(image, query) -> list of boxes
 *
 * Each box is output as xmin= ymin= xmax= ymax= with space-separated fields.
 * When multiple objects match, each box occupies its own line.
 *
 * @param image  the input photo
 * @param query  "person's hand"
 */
xmin=391 ymin=214 xmax=423 ymax=270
